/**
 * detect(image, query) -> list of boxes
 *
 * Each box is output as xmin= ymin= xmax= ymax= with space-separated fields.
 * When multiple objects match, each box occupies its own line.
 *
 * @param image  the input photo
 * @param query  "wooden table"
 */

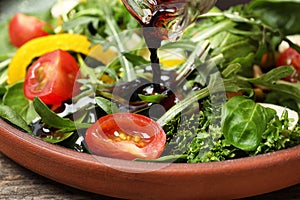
xmin=1 ymin=152 xmax=299 ymax=200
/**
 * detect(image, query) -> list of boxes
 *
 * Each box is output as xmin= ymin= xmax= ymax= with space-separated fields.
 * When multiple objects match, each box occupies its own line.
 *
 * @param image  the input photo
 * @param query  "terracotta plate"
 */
xmin=1 ymin=119 xmax=300 ymax=200
xmin=1 ymin=0 xmax=300 ymax=199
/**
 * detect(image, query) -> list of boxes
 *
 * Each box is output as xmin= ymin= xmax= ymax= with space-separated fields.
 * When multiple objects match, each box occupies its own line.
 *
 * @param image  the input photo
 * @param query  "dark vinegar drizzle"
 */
xmin=148 ymin=45 xmax=161 ymax=84
xmin=142 ymin=14 xmax=169 ymax=84
xmin=122 ymin=0 xmax=186 ymax=84
xmin=121 ymin=0 xmax=217 ymax=84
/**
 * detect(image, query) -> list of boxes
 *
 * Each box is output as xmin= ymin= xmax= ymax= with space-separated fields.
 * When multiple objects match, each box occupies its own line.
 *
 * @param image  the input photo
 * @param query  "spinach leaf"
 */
xmin=246 ymin=0 xmax=300 ymax=36
xmin=221 ymin=96 xmax=276 ymax=151
xmin=0 ymin=105 xmax=33 ymax=134
xmin=3 ymin=82 xmax=38 ymax=124
xmin=265 ymin=90 xmax=300 ymax=112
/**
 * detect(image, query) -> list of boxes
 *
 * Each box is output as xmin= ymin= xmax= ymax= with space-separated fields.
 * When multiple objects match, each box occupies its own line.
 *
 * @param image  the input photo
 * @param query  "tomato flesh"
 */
xmin=24 ymin=49 xmax=80 ymax=105
xmin=276 ymin=47 xmax=300 ymax=82
xmin=85 ymin=113 xmax=166 ymax=160
xmin=9 ymin=13 xmax=51 ymax=47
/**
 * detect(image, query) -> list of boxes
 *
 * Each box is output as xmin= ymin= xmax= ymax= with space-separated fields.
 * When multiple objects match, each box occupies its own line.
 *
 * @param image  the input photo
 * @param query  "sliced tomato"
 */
xmin=85 ymin=113 xmax=166 ymax=160
xmin=276 ymin=48 xmax=299 ymax=66
xmin=9 ymin=13 xmax=51 ymax=47
xmin=23 ymin=49 xmax=80 ymax=105
xmin=276 ymin=47 xmax=300 ymax=82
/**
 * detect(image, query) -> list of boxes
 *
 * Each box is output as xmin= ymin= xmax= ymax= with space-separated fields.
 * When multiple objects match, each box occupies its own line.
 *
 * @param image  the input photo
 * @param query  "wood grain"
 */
xmin=1 ymin=152 xmax=300 ymax=200
xmin=0 ymin=153 xmax=117 ymax=200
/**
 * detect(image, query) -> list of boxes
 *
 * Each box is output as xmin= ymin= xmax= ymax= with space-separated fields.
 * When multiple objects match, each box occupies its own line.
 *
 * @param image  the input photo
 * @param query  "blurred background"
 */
xmin=0 ymin=0 xmax=251 ymax=21
xmin=216 ymin=0 xmax=250 ymax=9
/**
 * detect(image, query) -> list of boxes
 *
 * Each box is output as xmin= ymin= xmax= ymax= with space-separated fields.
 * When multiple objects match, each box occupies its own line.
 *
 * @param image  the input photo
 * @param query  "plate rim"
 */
xmin=1 ymin=118 xmax=300 ymax=199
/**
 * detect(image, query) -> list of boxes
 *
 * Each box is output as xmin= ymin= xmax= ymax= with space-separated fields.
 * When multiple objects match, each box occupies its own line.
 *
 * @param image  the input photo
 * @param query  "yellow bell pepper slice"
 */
xmin=8 ymin=34 xmax=96 ymax=84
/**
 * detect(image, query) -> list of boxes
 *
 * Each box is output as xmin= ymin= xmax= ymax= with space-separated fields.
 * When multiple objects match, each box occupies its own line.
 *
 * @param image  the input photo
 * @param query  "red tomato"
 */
xmin=85 ymin=113 xmax=166 ymax=160
xmin=276 ymin=47 xmax=300 ymax=82
xmin=9 ymin=13 xmax=51 ymax=47
xmin=24 ymin=49 xmax=80 ymax=105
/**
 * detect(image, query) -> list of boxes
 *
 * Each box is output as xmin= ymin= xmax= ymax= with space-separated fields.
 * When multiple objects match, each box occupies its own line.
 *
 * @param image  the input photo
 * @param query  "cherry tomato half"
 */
xmin=85 ymin=113 xmax=166 ymax=160
xmin=9 ymin=13 xmax=51 ymax=47
xmin=24 ymin=49 xmax=80 ymax=105
xmin=276 ymin=47 xmax=300 ymax=82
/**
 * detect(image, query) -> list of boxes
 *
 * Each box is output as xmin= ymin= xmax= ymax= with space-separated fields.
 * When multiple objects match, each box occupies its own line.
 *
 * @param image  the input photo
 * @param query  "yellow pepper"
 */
xmin=7 ymin=33 xmax=116 ymax=84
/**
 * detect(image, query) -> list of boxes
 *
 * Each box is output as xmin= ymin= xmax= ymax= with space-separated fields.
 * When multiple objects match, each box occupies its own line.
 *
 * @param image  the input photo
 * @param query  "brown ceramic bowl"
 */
xmin=1 ymin=0 xmax=300 ymax=199
xmin=1 ymin=118 xmax=300 ymax=200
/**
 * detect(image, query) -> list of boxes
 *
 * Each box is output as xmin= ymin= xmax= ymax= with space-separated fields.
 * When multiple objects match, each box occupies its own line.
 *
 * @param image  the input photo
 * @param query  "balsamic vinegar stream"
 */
xmin=121 ymin=0 xmax=217 ymax=84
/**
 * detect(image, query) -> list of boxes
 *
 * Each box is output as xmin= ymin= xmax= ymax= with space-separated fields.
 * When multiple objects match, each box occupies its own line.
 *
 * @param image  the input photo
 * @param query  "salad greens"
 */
xmin=1 ymin=0 xmax=300 ymax=162
xmin=221 ymin=96 xmax=276 ymax=151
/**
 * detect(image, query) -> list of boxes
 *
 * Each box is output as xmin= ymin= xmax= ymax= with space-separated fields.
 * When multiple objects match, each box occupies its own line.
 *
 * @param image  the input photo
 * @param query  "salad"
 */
xmin=0 ymin=0 xmax=300 ymax=163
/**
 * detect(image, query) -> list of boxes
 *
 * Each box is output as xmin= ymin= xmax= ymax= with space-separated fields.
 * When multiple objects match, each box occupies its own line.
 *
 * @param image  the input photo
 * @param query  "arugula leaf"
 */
xmin=63 ymin=16 xmax=99 ymax=31
xmin=42 ymin=132 xmax=74 ymax=144
xmin=243 ymin=66 xmax=300 ymax=103
xmin=246 ymin=66 xmax=294 ymax=84
xmin=33 ymin=97 xmax=90 ymax=130
xmin=122 ymin=52 xmax=150 ymax=67
xmin=138 ymin=94 xmax=167 ymax=103
xmin=95 ymin=96 xmax=119 ymax=114
xmin=159 ymin=39 xmax=196 ymax=52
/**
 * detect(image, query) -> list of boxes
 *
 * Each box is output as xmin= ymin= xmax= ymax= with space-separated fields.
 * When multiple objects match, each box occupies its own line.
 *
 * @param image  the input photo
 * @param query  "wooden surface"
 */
xmin=0 ymin=153 xmax=116 ymax=200
xmin=0 ymin=152 xmax=299 ymax=200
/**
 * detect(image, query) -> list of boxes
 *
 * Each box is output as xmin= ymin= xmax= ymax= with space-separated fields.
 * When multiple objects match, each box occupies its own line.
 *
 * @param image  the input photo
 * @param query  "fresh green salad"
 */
xmin=1 ymin=0 xmax=300 ymax=163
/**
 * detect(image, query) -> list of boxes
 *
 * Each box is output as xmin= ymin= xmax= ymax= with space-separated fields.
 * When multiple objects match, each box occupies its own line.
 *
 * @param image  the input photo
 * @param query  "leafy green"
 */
xmin=62 ymin=0 xmax=139 ymax=82
xmin=95 ymin=96 xmax=119 ymax=114
xmin=242 ymin=66 xmax=300 ymax=104
xmin=0 ymin=105 xmax=32 ymax=134
xmin=160 ymin=98 xmax=300 ymax=163
xmin=246 ymin=0 xmax=300 ymax=36
xmin=122 ymin=52 xmax=150 ymax=67
xmin=32 ymin=97 xmax=90 ymax=131
xmin=42 ymin=132 xmax=74 ymax=144
xmin=221 ymin=96 xmax=276 ymax=151
xmin=2 ymin=82 xmax=38 ymax=124
xmin=265 ymin=91 xmax=300 ymax=112
xmin=162 ymin=100 xmax=224 ymax=163
xmin=138 ymin=94 xmax=167 ymax=104
xmin=251 ymin=110 xmax=300 ymax=155
xmin=0 ymin=19 xmax=16 ymax=55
